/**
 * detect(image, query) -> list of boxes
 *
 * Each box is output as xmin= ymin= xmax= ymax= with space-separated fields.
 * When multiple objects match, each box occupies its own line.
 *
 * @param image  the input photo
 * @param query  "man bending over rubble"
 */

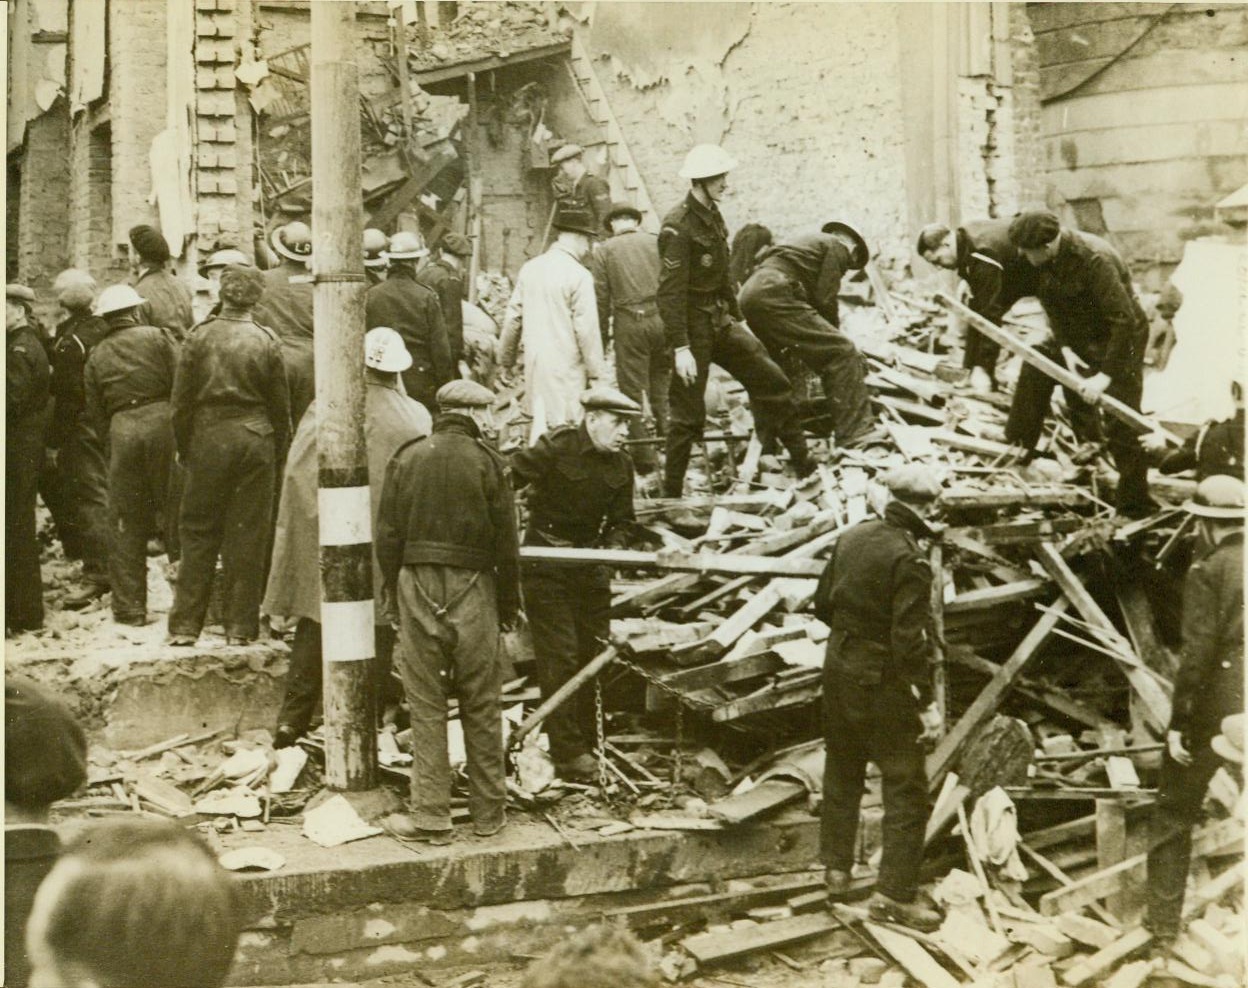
xmin=814 ymin=464 xmax=945 ymax=931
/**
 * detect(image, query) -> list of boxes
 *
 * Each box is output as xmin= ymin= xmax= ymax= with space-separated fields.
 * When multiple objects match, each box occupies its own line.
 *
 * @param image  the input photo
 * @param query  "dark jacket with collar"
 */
xmin=365 ymin=265 xmax=453 ymax=390
xmin=82 ymin=318 xmax=178 ymax=428
xmin=751 ymin=232 xmax=855 ymax=326
xmin=510 ymin=423 xmax=635 ymax=549
xmin=814 ymin=500 xmax=936 ymax=703
xmin=657 ymin=191 xmax=742 ymax=350
xmin=47 ymin=312 xmax=109 ymax=448
xmin=1159 ymin=409 xmax=1244 ymax=480
xmin=7 ymin=324 xmax=50 ymax=428
xmin=375 ymin=414 xmax=520 ymax=623
xmin=416 ymin=257 xmax=466 ymax=365
xmin=955 ymin=219 xmax=1040 ymax=323
xmin=134 ymin=265 xmax=194 ymax=341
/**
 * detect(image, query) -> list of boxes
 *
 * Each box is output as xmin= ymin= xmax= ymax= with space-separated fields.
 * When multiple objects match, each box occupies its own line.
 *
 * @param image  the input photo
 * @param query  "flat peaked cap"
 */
xmin=550 ymin=143 xmax=584 ymax=165
xmin=581 ymin=386 xmax=642 ymax=417
xmin=881 ymin=464 xmax=943 ymax=502
xmin=436 ymin=379 xmax=495 ymax=409
xmin=1008 ymin=211 xmax=1061 ymax=248
xmin=6 ymin=284 xmax=36 ymax=303
xmin=440 ymin=233 xmax=472 ymax=257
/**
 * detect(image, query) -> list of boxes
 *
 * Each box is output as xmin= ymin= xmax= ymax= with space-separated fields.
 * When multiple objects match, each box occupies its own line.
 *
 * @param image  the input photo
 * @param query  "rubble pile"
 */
xmin=408 ymin=1 xmax=567 ymax=71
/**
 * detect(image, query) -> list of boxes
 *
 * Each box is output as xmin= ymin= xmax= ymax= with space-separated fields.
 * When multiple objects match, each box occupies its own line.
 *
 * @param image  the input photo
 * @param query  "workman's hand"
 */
xmin=1075 ymin=372 xmax=1112 ymax=406
xmin=673 ymin=346 xmax=698 ymax=386
xmin=918 ymin=703 xmax=944 ymax=746
xmin=1167 ymin=730 xmax=1193 ymax=766
xmin=1139 ymin=430 xmax=1169 ymax=455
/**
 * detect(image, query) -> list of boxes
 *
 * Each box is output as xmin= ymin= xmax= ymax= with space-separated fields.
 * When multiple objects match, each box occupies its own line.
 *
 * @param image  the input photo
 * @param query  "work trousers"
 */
xmin=40 ymin=421 xmax=110 ymax=583
xmin=396 ymin=564 xmax=505 ymax=833
xmin=1004 ymin=339 xmax=1149 ymax=513
xmin=821 ymin=664 xmax=929 ymax=902
xmin=664 ymin=312 xmax=807 ymax=498
xmin=6 ymin=420 xmax=45 ymax=632
xmin=106 ymin=403 xmax=175 ymax=623
xmin=963 ymin=326 xmax=1001 ymax=379
xmin=740 ymin=268 xmax=873 ymax=444
xmin=1146 ymin=738 xmax=1225 ymax=939
xmin=282 ymin=341 xmax=316 ymax=428
xmin=613 ymin=305 xmax=671 ymax=474
xmin=168 ymin=416 xmax=276 ymax=639
xmin=276 ymin=618 xmax=399 ymax=737
xmin=523 ymin=562 xmax=611 ymax=765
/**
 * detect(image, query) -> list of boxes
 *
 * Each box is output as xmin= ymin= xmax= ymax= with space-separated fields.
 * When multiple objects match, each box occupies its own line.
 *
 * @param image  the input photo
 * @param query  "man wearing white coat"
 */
xmin=499 ymin=205 xmax=607 ymax=439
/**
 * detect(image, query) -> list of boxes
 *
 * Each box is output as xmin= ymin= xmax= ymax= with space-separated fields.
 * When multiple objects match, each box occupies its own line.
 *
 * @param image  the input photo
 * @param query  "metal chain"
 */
xmin=672 ymin=700 xmax=685 ymax=797
xmin=595 ymin=678 xmax=610 ymax=793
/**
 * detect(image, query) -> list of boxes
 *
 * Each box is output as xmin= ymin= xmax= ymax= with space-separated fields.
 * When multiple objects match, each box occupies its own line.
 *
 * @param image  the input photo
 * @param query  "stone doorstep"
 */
xmin=227 ymin=810 xmax=823 ymax=986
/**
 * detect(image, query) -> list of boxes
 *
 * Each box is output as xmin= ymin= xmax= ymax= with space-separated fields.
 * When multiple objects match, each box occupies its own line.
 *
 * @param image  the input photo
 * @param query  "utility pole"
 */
xmin=311 ymin=0 xmax=376 ymax=791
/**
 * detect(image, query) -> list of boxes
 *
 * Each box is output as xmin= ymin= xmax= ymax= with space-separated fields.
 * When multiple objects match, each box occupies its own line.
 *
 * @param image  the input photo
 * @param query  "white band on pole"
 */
xmin=318 ymin=486 xmax=373 ymax=546
xmin=319 ymin=600 xmax=376 ymax=662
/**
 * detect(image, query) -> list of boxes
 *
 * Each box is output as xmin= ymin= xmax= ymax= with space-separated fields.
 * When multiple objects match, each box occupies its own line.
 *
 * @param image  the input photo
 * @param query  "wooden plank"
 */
xmin=706 ymin=778 xmax=807 ymax=825
xmin=1021 ymin=814 xmax=1096 ymax=852
xmin=947 ymin=646 xmax=1110 ymax=728
xmin=1034 ymin=543 xmax=1172 ymax=733
xmin=956 ymin=517 xmax=1087 ymax=546
xmin=1039 ymin=817 xmax=1242 ymax=917
xmin=711 ymin=673 xmax=821 ymax=722
xmin=657 ymin=651 xmax=785 ymax=695
xmin=942 ymin=485 xmax=1084 ymax=510
xmin=1021 ymin=841 xmax=1121 ymax=928
xmin=930 ymin=427 xmax=1015 ymax=458
xmin=680 ymin=910 xmax=841 ymax=965
xmin=674 ymin=584 xmax=785 ymax=667
xmin=1096 ymin=799 xmax=1147 ymax=922
xmin=926 ymin=598 xmax=1069 ymax=788
xmin=945 ymin=578 xmax=1051 ymax=614
xmin=521 ymin=546 xmax=827 ymax=578
xmin=1115 ymin=580 xmax=1180 ymax=681
xmin=607 ymin=874 xmax=822 ymax=931
xmin=864 ymin=922 xmax=961 ymax=988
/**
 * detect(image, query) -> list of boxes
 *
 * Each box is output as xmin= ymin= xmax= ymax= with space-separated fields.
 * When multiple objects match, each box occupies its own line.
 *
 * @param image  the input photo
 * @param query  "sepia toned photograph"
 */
xmin=4 ymin=1 xmax=1246 ymax=985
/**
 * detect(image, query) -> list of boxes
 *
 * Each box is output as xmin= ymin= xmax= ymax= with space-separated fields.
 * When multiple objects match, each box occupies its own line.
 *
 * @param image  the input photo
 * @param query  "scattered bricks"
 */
xmin=849 ymin=957 xmax=890 ymax=984
xmin=1055 ymin=914 xmax=1118 ymax=950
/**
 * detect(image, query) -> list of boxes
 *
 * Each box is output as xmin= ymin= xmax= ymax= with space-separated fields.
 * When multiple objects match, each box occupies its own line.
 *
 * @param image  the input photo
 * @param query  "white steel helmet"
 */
xmin=94 ymin=284 xmax=147 ymax=317
xmin=364 ymin=327 xmax=413 ymax=373
xmin=385 ymin=230 xmax=428 ymax=260
xmin=679 ymin=143 xmax=738 ymax=180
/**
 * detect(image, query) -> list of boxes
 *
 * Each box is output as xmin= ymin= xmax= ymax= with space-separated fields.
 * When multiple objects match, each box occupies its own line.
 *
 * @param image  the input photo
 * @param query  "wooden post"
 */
xmin=391 ymin=7 xmax=415 ymax=159
xmin=311 ymin=0 xmax=376 ymax=791
xmin=930 ymin=541 xmax=947 ymax=725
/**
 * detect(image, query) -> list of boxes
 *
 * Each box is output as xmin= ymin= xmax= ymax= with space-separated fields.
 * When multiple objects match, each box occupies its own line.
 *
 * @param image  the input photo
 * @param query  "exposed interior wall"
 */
xmin=1031 ymin=2 xmax=1248 ymax=285
xmin=15 ymin=102 xmax=71 ymax=290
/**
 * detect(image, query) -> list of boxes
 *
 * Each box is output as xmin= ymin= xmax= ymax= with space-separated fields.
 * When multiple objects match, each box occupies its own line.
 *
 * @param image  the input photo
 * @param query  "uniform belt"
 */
xmin=113 ymin=395 xmax=166 ymax=414
xmin=614 ymin=297 xmax=657 ymax=313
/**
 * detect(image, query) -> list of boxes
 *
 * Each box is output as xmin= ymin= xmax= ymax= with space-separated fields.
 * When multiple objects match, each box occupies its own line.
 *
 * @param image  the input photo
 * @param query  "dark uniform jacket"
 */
xmin=4 ymin=826 xmax=61 ymax=988
xmin=375 ymin=414 xmax=520 ymax=622
xmin=416 ymin=258 xmax=466 ymax=365
xmin=752 ymin=232 xmax=855 ymax=326
xmin=170 ymin=315 xmax=291 ymax=458
xmin=83 ymin=320 xmax=178 ymax=427
xmin=556 ymin=172 xmax=612 ymax=235
xmin=657 ymin=192 xmax=741 ymax=351
xmin=1171 ymin=531 xmax=1244 ymax=740
xmin=47 ymin=312 xmax=109 ymax=449
xmin=365 ymin=266 xmax=453 ymax=387
xmin=591 ymin=228 xmax=661 ymax=338
xmin=814 ymin=500 xmax=935 ymax=704
xmin=955 ymin=219 xmax=1039 ymax=323
xmin=1035 ymin=230 xmax=1147 ymax=383
xmin=252 ymin=264 xmax=314 ymax=344
xmin=134 ymin=265 xmax=194 ymax=341
xmin=510 ymin=423 xmax=635 ymax=548
xmin=7 ymin=324 xmax=51 ymax=430
xmin=1159 ymin=409 xmax=1244 ymax=480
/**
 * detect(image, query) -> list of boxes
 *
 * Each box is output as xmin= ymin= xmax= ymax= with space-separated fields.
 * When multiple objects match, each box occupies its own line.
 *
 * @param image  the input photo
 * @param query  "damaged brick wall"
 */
xmin=15 ymin=103 xmax=71 ymax=291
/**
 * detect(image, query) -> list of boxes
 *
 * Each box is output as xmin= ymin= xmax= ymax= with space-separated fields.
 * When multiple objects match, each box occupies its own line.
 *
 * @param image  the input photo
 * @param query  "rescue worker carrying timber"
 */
xmin=591 ymin=201 xmax=671 ymax=477
xmin=167 ymin=265 xmax=291 ymax=646
xmin=550 ymin=143 xmax=612 ymax=238
xmin=510 ymin=387 xmax=640 ymax=781
xmin=658 ymin=144 xmax=814 ymax=497
xmin=740 ymin=221 xmax=883 ymax=449
xmin=43 ymin=272 xmax=111 ymax=609
xmin=129 ymin=225 xmax=194 ymax=342
xmin=814 ymin=464 xmax=945 ymax=931
xmin=266 ymin=328 xmax=431 ymax=749
xmin=362 ymin=227 xmax=389 ymax=287
xmin=253 ymin=221 xmax=316 ymax=424
xmin=1004 ymin=210 xmax=1154 ymax=518
xmin=82 ymin=285 xmax=178 ymax=628
xmin=418 ymin=232 xmax=471 ymax=371
xmin=6 ymin=284 xmax=51 ymax=634
xmin=376 ymin=380 xmax=520 ymax=844
xmin=1146 ymin=475 xmax=1244 ymax=949
xmin=916 ymin=219 xmax=1041 ymax=392
xmin=366 ymin=231 xmax=453 ymax=409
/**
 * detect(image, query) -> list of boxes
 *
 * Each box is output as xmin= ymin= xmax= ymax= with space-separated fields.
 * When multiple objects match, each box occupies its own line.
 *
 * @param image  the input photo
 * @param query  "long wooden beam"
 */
xmin=522 ymin=546 xmax=826 ymax=578
xmin=934 ymin=292 xmax=1182 ymax=446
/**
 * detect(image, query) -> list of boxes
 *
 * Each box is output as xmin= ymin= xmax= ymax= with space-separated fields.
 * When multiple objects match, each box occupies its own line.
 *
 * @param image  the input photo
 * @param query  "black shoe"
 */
xmin=115 ymin=613 xmax=149 ymax=627
xmin=63 ymin=582 xmax=109 ymax=610
xmin=274 ymin=725 xmax=300 ymax=750
xmin=867 ymin=891 xmax=942 ymax=932
xmin=557 ymin=753 xmax=598 ymax=782
xmin=824 ymin=868 xmax=851 ymax=903
xmin=382 ymin=813 xmax=453 ymax=845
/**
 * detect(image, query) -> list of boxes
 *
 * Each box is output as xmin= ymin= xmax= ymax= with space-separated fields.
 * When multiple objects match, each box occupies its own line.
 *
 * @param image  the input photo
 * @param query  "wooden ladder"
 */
xmin=565 ymin=34 xmax=659 ymax=232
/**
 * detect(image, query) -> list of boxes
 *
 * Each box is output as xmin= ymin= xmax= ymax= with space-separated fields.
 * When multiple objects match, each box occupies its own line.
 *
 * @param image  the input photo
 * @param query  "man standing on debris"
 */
xmin=167 ymin=265 xmax=291 ymax=646
xmin=6 ymin=284 xmax=51 ymax=634
xmin=499 ymin=205 xmax=608 ymax=438
xmin=551 ymin=143 xmax=612 ymax=237
xmin=254 ymin=221 xmax=316 ymax=424
xmin=658 ymin=144 xmax=814 ymax=496
xmin=366 ymin=230 xmax=453 ymax=410
xmin=1146 ymin=474 xmax=1244 ymax=948
xmin=510 ymin=387 xmax=640 ymax=781
xmin=592 ymin=201 xmax=671 ymax=478
xmin=1004 ymin=210 xmax=1154 ymax=517
xmin=916 ymin=219 xmax=1041 ymax=392
xmin=376 ymin=380 xmax=519 ymax=843
xmin=814 ymin=464 xmax=945 ymax=931
xmin=83 ymin=285 xmax=178 ymax=628
xmin=42 ymin=273 xmax=112 ymax=609
xmin=740 ymin=221 xmax=882 ymax=449
xmin=418 ymin=232 xmax=471 ymax=371
xmin=129 ymin=225 xmax=194 ymax=342
xmin=266 ymin=327 xmax=431 ymax=748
